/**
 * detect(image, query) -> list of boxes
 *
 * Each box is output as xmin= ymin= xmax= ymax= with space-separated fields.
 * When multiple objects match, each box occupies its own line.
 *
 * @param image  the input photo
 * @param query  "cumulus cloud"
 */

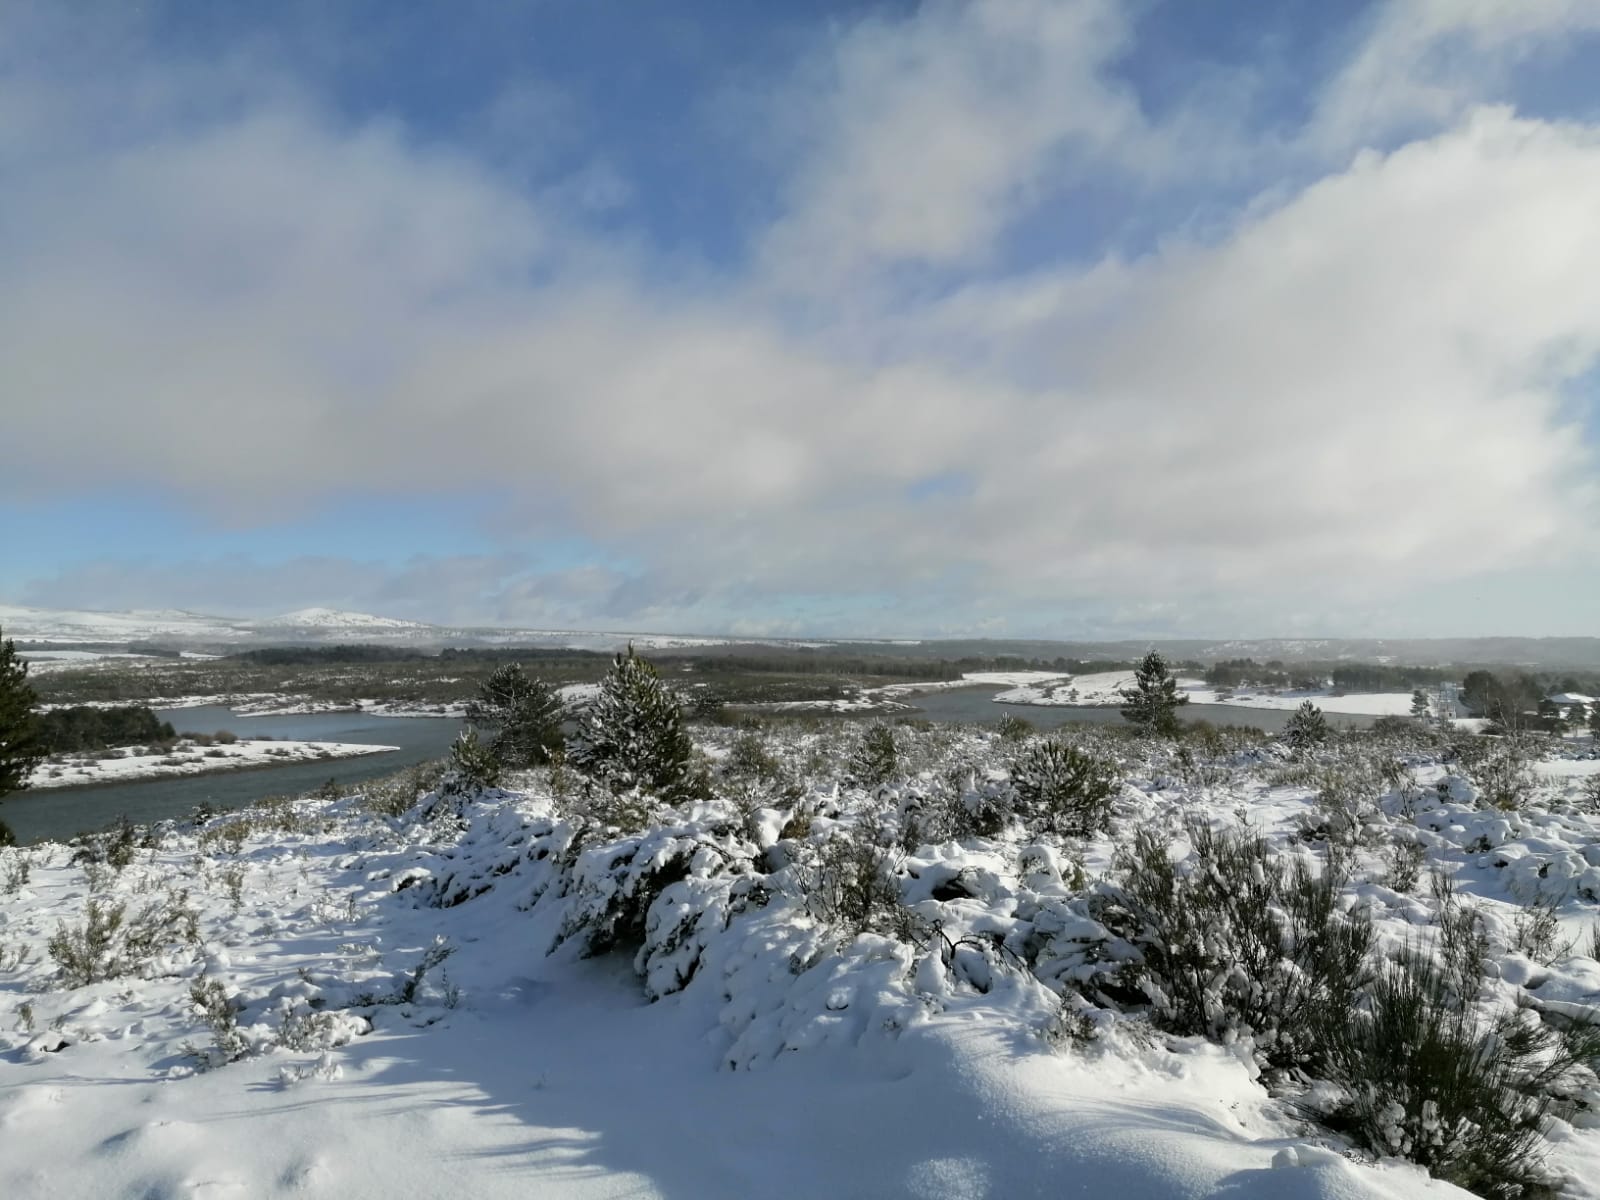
xmin=2 ymin=0 xmax=1598 ymax=635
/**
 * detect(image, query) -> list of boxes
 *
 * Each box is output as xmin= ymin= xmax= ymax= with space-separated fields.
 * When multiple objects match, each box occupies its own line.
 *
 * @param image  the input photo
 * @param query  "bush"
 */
xmin=1093 ymin=822 xmax=1373 ymax=1071
xmin=1468 ymin=740 xmax=1536 ymax=811
xmin=995 ymin=713 xmax=1034 ymax=742
xmin=1325 ymin=954 xmax=1600 ymax=1198
xmin=1285 ymin=700 xmax=1329 ymax=750
xmin=797 ymin=823 xmax=902 ymax=938
xmin=848 ymin=724 xmax=898 ymax=787
xmin=446 ymin=727 xmax=501 ymax=792
xmin=47 ymin=894 xmax=197 ymax=987
xmin=1009 ymin=740 xmax=1119 ymax=837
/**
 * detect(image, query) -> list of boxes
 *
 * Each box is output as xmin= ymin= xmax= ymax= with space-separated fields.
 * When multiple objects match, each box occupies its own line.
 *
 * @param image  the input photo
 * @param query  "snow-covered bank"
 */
xmin=26 ymin=738 xmax=399 ymax=790
xmin=4 ymin=723 xmax=1598 ymax=1199
xmin=870 ymin=668 xmax=1425 ymax=717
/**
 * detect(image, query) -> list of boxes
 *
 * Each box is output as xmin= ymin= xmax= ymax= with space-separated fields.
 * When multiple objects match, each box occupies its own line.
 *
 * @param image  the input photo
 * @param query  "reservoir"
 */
xmin=5 ymin=705 xmax=462 ymax=846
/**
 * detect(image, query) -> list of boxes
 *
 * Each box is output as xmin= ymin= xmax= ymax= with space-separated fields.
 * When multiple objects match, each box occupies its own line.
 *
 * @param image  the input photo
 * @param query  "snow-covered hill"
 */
xmin=3 ymin=723 xmax=1598 ymax=1198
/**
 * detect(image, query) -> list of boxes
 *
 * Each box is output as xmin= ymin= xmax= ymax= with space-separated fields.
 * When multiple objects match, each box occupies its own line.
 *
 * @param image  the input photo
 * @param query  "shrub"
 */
xmin=446 ymin=727 xmax=501 ymax=791
xmin=848 ymin=724 xmax=898 ymax=787
xmin=1285 ymin=700 xmax=1329 ymax=750
xmin=995 ymin=713 xmax=1034 ymax=742
xmin=1468 ymin=739 xmax=1536 ymax=812
xmin=46 ymin=896 xmax=196 ymax=987
xmin=797 ymin=823 xmax=902 ymax=938
xmin=1325 ymin=954 xmax=1600 ymax=1198
xmin=1009 ymin=740 xmax=1119 ymax=837
xmin=1093 ymin=822 xmax=1373 ymax=1071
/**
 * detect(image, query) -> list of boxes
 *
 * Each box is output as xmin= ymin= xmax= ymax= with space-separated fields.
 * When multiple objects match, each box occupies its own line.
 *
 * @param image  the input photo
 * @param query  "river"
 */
xmin=5 ymin=690 xmax=1385 ymax=845
xmin=4 ymin=705 xmax=462 ymax=846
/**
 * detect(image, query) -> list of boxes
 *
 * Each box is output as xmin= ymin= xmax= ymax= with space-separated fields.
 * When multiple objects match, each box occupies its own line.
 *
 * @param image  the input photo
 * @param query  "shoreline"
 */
xmin=26 ymin=739 xmax=401 ymax=792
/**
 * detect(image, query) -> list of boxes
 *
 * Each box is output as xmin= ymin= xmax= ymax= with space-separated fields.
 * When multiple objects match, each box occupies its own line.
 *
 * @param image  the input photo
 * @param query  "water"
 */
xmin=4 ymin=705 xmax=462 ymax=846
xmin=901 ymin=686 xmax=1382 ymax=734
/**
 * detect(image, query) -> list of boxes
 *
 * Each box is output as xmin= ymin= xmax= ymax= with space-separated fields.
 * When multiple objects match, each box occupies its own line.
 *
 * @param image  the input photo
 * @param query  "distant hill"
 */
xmin=2 ymin=603 xmax=1597 ymax=668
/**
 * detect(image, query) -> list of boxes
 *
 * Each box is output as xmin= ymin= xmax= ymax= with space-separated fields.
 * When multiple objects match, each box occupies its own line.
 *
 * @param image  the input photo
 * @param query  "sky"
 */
xmin=3 ymin=0 xmax=1599 ymax=640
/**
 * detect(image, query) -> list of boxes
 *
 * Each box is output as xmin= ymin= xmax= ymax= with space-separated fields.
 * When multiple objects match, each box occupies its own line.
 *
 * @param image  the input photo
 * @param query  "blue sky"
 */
xmin=3 ymin=0 xmax=1599 ymax=638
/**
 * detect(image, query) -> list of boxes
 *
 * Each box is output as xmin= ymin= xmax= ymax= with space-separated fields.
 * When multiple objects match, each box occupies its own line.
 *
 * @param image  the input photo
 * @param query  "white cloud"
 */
xmin=2 ymin=4 xmax=1599 ymax=636
xmin=1311 ymin=0 xmax=1600 ymax=153
xmin=757 ymin=0 xmax=1144 ymax=287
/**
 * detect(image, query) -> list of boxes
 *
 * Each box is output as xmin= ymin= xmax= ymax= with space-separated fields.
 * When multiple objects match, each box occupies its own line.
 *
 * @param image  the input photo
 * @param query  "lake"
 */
xmin=4 ymin=705 xmax=462 ymax=846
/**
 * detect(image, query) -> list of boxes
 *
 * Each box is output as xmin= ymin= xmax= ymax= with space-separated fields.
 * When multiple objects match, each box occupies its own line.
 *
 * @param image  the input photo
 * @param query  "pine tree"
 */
xmin=1589 ymin=701 xmax=1600 ymax=742
xmin=1410 ymin=689 xmax=1430 ymax=720
xmin=464 ymin=663 xmax=563 ymax=768
xmin=0 ymin=626 xmax=46 ymax=845
xmin=1119 ymin=651 xmax=1188 ymax=737
xmin=1285 ymin=699 xmax=1329 ymax=750
xmin=446 ymin=727 xmax=501 ymax=791
xmin=570 ymin=645 xmax=700 ymax=803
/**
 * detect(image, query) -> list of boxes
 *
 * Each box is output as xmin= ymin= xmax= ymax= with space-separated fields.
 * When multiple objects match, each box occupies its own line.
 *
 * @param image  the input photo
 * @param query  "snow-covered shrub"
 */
xmin=795 ymin=821 xmax=902 ymax=939
xmin=1383 ymin=835 xmax=1426 ymax=893
xmin=996 ymin=713 xmax=1034 ymax=742
xmin=188 ymin=976 xmax=248 ymax=1066
xmin=1285 ymin=700 xmax=1329 ymax=750
xmin=570 ymin=646 xmax=704 ymax=804
xmin=47 ymin=893 xmax=198 ymax=987
xmin=1 ymin=847 xmax=29 ymax=895
xmin=1092 ymin=822 xmax=1373 ymax=1071
xmin=1468 ymin=739 xmax=1537 ymax=812
xmin=1512 ymin=898 xmax=1571 ymax=966
xmin=1324 ymin=953 xmax=1600 ymax=1199
xmin=848 ymin=723 xmax=898 ymax=787
xmin=1008 ymin=739 xmax=1119 ymax=837
xmin=446 ymin=727 xmax=501 ymax=791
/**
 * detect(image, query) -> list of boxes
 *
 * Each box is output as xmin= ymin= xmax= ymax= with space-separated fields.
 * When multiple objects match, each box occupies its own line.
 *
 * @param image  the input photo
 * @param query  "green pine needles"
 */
xmin=1119 ymin=650 xmax=1188 ymax=737
xmin=570 ymin=645 xmax=702 ymax=804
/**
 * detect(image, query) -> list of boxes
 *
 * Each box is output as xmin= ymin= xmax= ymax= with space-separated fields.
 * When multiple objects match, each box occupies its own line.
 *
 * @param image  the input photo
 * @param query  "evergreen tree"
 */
xmin=1285 ymin=699 xmax=1329 ymax=750
xmin=1410 ymin=689 xmax=1430 ymax=720
xmin=446 ymin=726 xmax=502 ymax=791
xmin=1119 ymin=651 xmax=1188 ymax=737
xmin=1589 ymin=701 xmax=1600 ymax=742
xmin=464 ymin=663 xmax=564 ymax=768
xmin=0 ymin=627 xmax=46 ymax=845
xmin=570 ymin=645 xmax=700 ymax=803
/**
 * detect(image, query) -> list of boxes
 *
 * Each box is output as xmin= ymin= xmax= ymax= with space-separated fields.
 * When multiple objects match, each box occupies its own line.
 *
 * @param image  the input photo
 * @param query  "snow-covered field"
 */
xmin=3 ymin=724 xmax=1598 ymax=1198
xmin=26 ymin=738 xmax=399 ymax=790
xmin=874 ymin=668 xmax=1424 ymax=717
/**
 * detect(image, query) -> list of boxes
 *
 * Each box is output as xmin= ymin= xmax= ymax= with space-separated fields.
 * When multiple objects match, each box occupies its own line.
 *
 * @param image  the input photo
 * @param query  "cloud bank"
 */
xmin=2 ymin=0 xmax=1597 ymax=636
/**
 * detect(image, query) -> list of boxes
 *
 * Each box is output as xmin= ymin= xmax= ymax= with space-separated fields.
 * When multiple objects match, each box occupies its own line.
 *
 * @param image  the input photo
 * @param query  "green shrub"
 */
xmin=1094 ymin=822 xmax=1373 ymax=1071
xmin=1326 ymin=954 xmax=1600 ymax=1198
xmin=848 ymin=724 xmax=898 ymax=787
xmin=1009 ymin=740 xmax=1119 ymax=837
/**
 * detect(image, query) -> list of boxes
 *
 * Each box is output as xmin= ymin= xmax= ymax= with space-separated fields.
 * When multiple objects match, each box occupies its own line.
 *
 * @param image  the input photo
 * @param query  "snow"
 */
xmin=25 ymin=738 xmax=398 ymax=789
xmin=3 ymin=724 xmax=1598 ymax=1198
xmin=880 ymin=670 xmax=1423 ymax=717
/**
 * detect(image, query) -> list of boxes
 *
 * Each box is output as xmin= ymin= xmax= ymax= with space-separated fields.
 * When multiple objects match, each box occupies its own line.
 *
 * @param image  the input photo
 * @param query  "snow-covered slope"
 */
xmin=4 ymin=723 xmax=1598 ymax=1198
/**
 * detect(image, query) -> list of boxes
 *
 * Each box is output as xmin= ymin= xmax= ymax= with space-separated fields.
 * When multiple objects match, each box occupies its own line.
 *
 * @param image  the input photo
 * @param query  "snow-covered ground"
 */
xmin=873 ymin=668 xmax=1425 ymax=717
xmin=26 ymin=738 xmax=399 ymax=790
xmin=3 ymin=722 xmax=1598 ymax=1198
